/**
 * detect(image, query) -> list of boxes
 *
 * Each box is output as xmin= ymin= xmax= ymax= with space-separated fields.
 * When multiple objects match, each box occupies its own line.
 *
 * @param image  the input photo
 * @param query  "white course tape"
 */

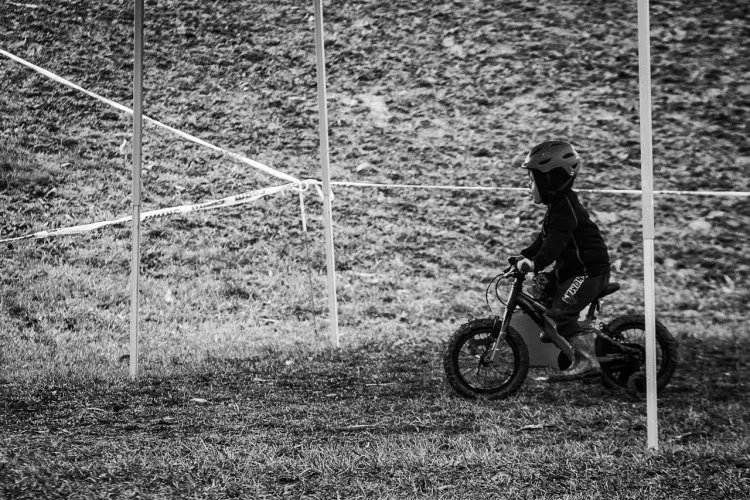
xmin=579 ymin=188 xmax=750 ymax=197
xmin=293 ymin=182 xmax=310 ymax=233
xmin=0 ymin=48 xmax=300 ymax=184
xmin=3 ymin=177 xmax=747 ymax=244
xmin=331 ymin=181 xmax=525 ymax=192
xmin=331 ymin=181 xmax=750 ymax=197
xmin=0 ymin=182 xmax=305 ymax=243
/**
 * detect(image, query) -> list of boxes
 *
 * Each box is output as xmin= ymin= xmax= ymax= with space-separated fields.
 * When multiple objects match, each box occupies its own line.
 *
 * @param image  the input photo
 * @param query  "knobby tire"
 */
xmin=443 ymin=318 xmax=529 ymax=400
xmin=596 ymin=314 xmax=678 ymax=391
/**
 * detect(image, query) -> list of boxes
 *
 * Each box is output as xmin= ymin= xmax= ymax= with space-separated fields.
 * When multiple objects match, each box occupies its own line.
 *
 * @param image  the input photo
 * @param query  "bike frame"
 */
xmin=486 ymin=266 xmax=637 ymax=367
xmin=489 ymin=268 xmax=576 ymax=363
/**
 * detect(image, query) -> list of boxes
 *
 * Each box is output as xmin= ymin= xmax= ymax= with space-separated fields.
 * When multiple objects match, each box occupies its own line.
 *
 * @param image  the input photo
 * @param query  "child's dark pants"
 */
xmin=549 ymin=272 xmax=611 ymax=337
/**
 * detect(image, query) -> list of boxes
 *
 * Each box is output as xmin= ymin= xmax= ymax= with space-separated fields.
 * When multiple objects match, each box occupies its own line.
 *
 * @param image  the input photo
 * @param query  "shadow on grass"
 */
xmin=1 ymin=335 xmax=749 ymax=500
xmin=1 ymin=335 xmax=748 ymax=440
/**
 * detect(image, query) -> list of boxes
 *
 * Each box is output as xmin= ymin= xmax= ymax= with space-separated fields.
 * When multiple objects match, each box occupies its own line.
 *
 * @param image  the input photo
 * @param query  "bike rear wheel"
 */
xmin=443 ymin=318 xmax=529 ymax=400
xmin=596 ymin=314 xmax=678 ymax=392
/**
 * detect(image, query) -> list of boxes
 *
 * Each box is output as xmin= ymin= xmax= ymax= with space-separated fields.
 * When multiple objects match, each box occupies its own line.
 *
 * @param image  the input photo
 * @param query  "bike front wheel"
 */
xmin=443 ymin=318 xmax=529 ymax=400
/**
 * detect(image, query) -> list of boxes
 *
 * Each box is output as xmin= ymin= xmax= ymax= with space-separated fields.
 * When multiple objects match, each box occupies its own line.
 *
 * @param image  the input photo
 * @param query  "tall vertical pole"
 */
xmin=637 ymin=0 xmax=659 ymax=449
xmin=130 ymin=0 xmax=145 ymax=378
xmin=312 ymin=0 xmax=340 ymax=346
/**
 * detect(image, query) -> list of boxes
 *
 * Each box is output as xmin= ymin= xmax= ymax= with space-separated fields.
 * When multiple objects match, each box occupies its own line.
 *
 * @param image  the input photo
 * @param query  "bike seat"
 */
xmin=597 ymin=282 xmax=620 ymax=299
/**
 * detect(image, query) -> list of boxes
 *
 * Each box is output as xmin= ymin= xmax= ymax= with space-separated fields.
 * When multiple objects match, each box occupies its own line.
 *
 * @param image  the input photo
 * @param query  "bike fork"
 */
xmin=485 ymin=315 xmax=510 ymax=363
xmin=484 ymin=279 xmax=519 ymax=363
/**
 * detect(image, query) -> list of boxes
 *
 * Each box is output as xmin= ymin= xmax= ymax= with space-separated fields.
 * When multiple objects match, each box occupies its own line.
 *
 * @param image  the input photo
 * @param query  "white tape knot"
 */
xmin=293 ymin=180 xmax=311 ymax=193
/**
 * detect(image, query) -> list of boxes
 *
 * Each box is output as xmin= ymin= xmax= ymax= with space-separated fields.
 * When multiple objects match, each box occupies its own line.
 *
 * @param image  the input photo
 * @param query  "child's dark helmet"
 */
xmin=522 ymin=141 xmax=581 ymax=177
xmin=522 ymin=141 xmax=581 ymax=201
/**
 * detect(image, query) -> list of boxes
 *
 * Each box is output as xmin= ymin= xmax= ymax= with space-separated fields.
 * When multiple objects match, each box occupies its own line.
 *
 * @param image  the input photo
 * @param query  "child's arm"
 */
xmin=520 ymin=233 xmax=543 ymax=259
xmin=529 ymin=207 xmax=576 ymax=271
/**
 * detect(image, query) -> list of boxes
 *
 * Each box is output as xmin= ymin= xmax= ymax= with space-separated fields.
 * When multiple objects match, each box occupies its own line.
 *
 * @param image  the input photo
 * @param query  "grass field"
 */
xmin=1 ymin=0 xmax=749 ymax=497
xmin=1 ymin=335 xmax=749 ymax=498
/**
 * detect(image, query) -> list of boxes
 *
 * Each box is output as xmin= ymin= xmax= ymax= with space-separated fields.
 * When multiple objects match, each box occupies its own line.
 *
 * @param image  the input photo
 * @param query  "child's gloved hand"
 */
xmin=508 ymin=255 xmax=524 ymax=265
xmin=516 ymin=258 xmax=535 ymax=273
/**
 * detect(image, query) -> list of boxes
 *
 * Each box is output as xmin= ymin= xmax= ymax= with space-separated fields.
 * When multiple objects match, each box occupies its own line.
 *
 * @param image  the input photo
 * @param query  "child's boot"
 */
xmin=547 ymin=333 xmax=601 ymax=382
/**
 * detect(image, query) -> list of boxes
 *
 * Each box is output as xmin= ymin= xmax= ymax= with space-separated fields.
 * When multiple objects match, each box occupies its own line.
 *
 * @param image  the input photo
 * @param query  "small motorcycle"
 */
xmin=443 ymin=263 xmax=678 ymax=399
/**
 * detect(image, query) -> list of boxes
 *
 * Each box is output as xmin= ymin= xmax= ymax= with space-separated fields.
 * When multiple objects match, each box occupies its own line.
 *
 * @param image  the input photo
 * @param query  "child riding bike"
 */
xmin=514 ymin=140 xmax=611 ymax=382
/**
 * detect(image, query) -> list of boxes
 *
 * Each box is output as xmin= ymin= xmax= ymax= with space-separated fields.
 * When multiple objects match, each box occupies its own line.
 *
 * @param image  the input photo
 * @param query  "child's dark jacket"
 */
xmin=521 ymin=189 xmax=610 ymax=282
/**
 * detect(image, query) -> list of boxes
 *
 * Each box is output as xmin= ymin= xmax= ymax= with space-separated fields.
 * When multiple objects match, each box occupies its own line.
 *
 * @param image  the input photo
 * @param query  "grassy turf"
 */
xmin=1 ymin=335 xmax=749 ymax=498
xmin=1 ymin=0 xmax=749 ymax=497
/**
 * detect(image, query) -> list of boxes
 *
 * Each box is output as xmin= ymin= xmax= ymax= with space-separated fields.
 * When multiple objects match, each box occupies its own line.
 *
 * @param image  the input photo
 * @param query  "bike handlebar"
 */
xmin=505 ymin=255 xmax=533 ymax=275
xmin=499 ymin=264 xmax=522 ymax=280
xmin=485 ymin=262 xmax=528 ymax=314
